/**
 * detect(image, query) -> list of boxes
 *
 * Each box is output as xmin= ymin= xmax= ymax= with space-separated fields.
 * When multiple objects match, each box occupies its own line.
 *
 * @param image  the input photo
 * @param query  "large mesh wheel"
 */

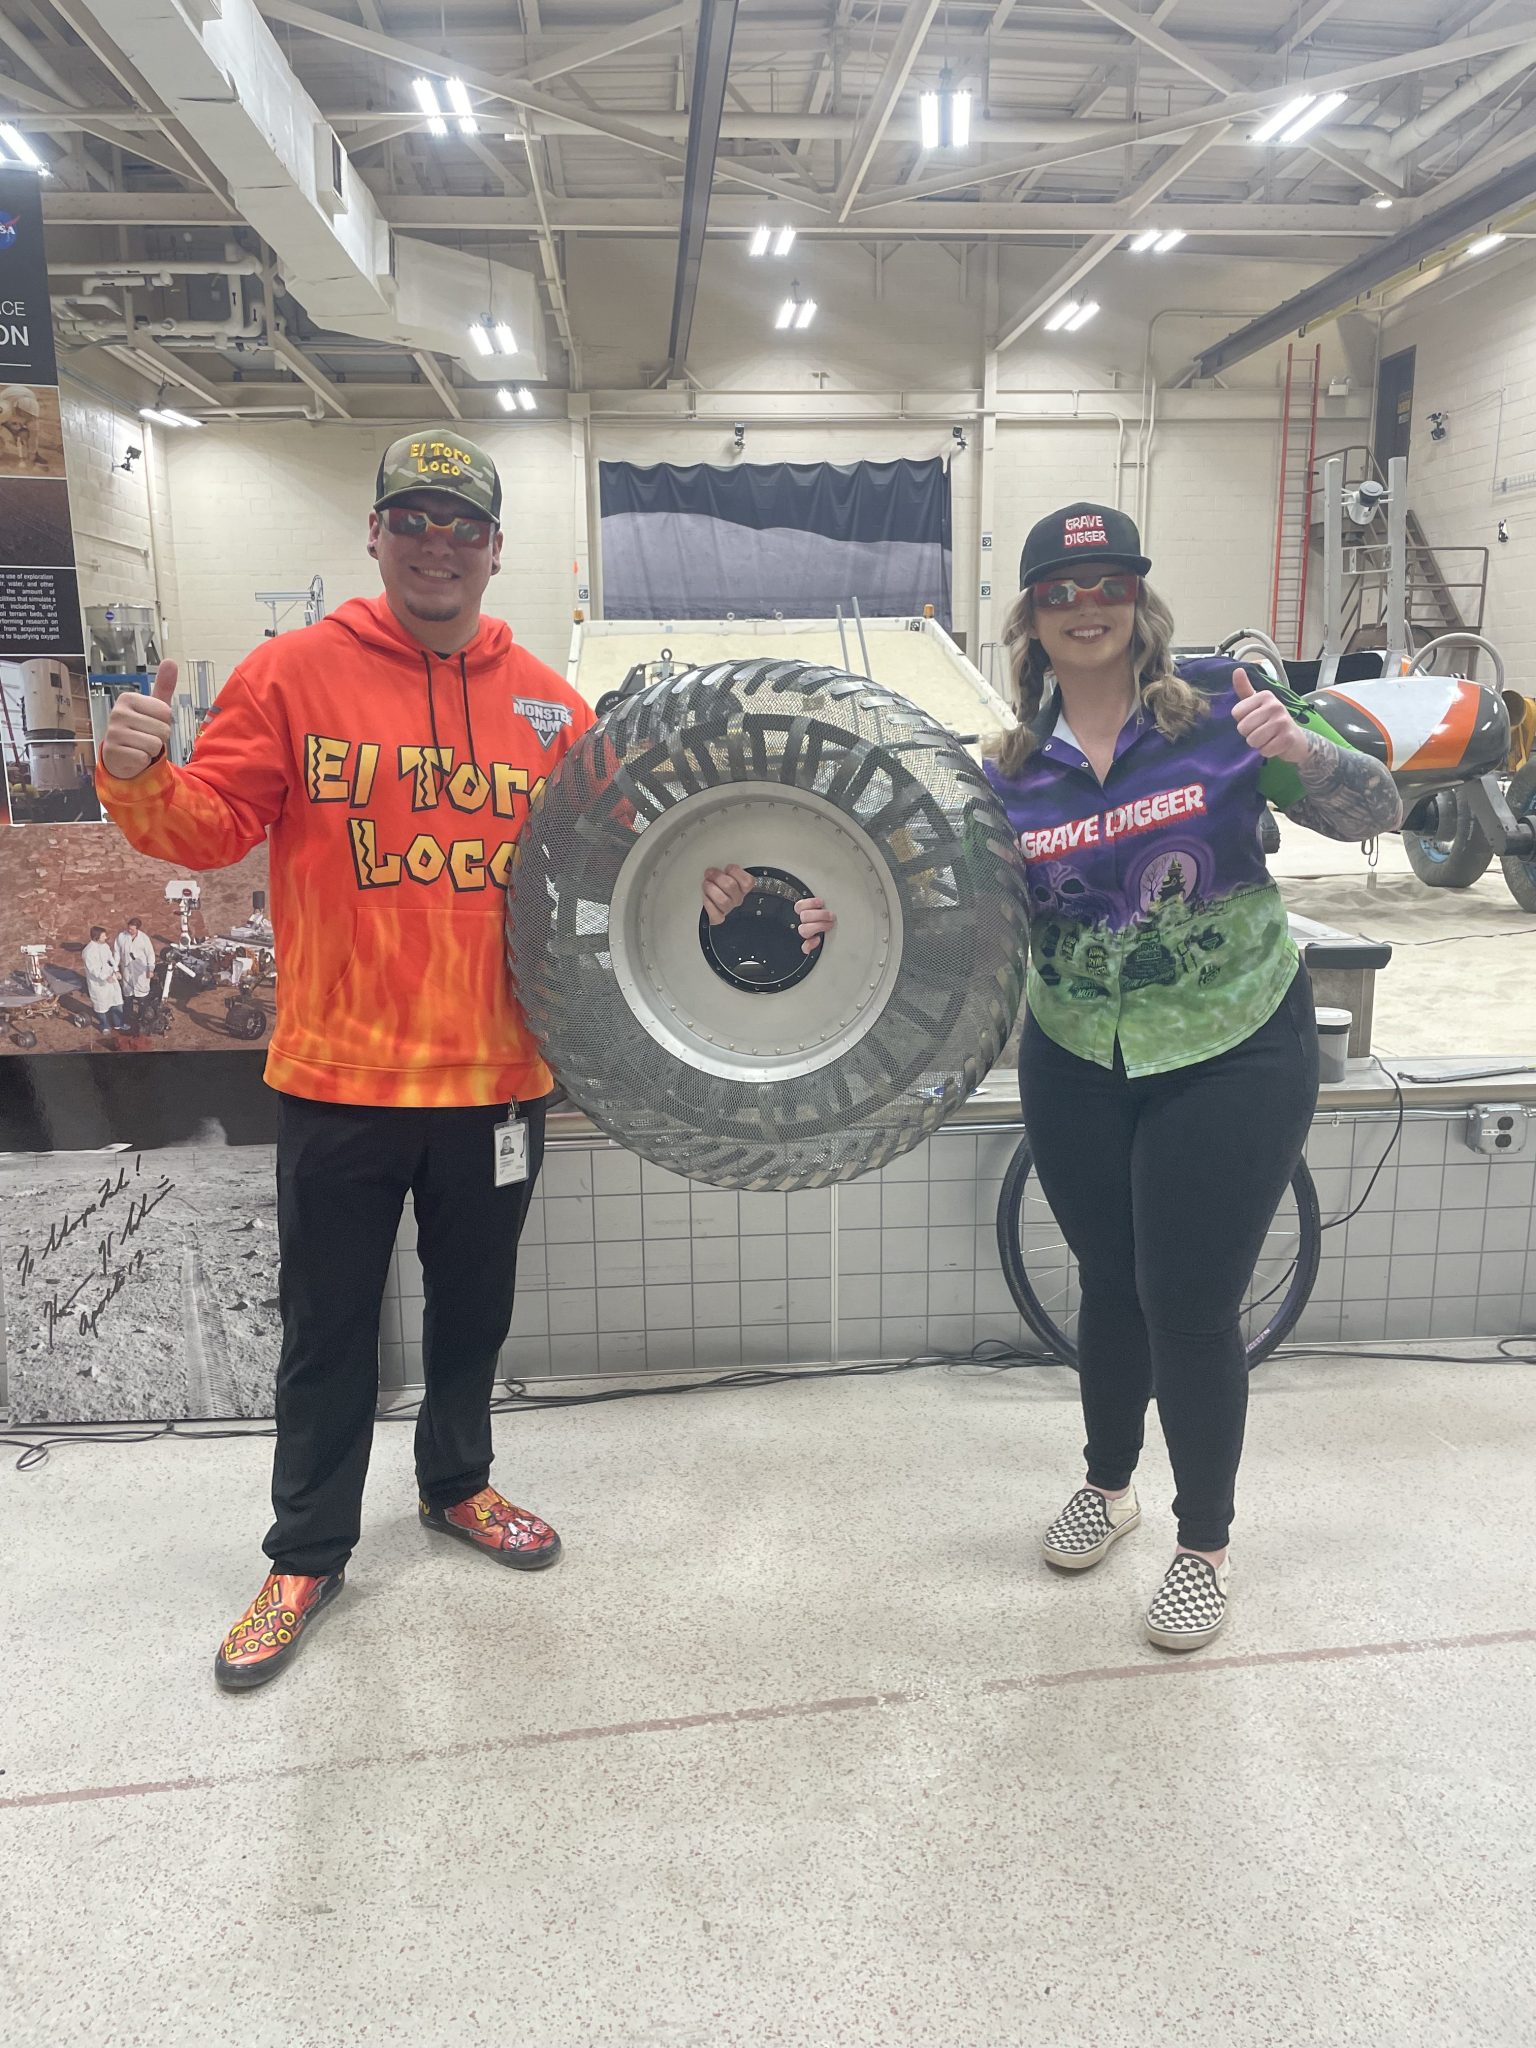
xmin=995 ymin=1135 xmax=1320 ymax=1368
xmin=508 ymin=657 xmax=1029 ymax=1190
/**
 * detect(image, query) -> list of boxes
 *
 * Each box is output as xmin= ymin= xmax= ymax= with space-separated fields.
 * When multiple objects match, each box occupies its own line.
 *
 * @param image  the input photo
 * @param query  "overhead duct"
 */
xmin=82 ymin=0 xmax=546 ymax=383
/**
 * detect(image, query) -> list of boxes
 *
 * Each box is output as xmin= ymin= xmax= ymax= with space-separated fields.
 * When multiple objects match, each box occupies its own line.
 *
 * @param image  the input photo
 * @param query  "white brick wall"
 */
xmin=1378 ymin=243 xmax=1536 ymax=680
xmin=59 ymin=380 xmax=159 ymax=615
xmin=151 ymin=418 xmax=580 ymax=682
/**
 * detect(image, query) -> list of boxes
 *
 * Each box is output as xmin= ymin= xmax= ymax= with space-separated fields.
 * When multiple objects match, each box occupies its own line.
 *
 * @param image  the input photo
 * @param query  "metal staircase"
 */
xmin=1306 ymin=446 xmax=1489 ymax=662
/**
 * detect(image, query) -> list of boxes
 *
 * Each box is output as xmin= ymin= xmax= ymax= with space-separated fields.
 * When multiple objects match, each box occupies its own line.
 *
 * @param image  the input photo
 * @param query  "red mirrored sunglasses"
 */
xmin=1033 ymin=572 xmax=1141 ymax=611
xmin=382 ymin=505 xmax=495 ymax=550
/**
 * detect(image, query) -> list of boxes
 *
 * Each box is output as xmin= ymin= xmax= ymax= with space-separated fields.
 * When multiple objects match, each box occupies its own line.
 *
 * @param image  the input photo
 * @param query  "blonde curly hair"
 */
xmin=995 ymin=577 xmax=1206 ymax=777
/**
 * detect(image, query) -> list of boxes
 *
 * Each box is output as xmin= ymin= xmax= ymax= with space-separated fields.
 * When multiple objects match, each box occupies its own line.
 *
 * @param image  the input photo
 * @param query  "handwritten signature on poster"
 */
xmin=12 ymin=1156 xmax=176 ymax=1347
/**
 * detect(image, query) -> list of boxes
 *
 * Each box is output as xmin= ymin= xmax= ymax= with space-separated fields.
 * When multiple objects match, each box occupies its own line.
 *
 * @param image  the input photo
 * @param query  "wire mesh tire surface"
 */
xmin=508 ymin=657 xmax=1029 ymax=1190
xmin=995 ymin=1136 xmax=1320 ymax=1369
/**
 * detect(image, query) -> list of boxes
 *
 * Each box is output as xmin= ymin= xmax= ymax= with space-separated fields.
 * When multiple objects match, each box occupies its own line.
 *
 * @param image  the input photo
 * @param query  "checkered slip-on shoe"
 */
xmin=1145 ymin=1553 xmax=1230 ymax=1652
xmin=1042 ymin=1485 xmax=1141 ymax=1571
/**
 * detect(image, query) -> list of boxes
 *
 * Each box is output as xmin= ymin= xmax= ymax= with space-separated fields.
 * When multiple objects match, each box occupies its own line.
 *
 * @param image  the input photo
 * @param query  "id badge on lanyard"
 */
xmin=493 ymin=1105 xmax=530 ymax=1187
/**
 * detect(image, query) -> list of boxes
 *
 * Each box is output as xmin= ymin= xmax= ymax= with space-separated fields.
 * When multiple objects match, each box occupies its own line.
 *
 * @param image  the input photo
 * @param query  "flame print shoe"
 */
xmin=1145 ymin=1553 xmax=1230 ymax=1652
xmin=1042 ymin=1485 xmax=1141 ymax=1571
xmin=419 ymin=1487 xmax=562 ymax=1570
xmin=214 ymin=1570 xmax=344 ymax=1692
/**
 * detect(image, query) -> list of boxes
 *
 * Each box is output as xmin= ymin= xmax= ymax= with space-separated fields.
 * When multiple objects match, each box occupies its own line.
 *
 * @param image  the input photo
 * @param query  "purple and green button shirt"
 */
xmin=983 ymin=657 xmax=1349 ymax=1077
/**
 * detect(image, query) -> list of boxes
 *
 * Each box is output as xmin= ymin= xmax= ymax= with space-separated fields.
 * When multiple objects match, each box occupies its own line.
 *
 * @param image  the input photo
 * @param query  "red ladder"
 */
xmin=1270 ymin=342 xmax=1321 ymax=659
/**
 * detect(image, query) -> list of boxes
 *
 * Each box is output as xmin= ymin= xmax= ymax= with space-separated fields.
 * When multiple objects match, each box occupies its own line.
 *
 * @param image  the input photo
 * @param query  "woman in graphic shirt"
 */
xmin=988 ymin=503 xmax=1400 ymax=1650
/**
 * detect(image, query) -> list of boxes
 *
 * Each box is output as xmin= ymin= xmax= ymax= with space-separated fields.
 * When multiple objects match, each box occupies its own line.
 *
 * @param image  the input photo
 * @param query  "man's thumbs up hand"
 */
xmin=101 ymin=660 xmax=178 ymax=780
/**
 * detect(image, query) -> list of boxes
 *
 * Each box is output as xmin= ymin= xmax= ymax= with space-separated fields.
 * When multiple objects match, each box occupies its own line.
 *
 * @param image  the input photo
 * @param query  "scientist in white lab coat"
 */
xmin=82 ymin=925 xmax=126 ymax=1034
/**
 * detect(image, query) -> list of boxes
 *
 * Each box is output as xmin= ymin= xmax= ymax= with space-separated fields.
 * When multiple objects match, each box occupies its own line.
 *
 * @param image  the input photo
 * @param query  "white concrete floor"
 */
xmin=4 ymin=1354 xmax=1535 ymax=2047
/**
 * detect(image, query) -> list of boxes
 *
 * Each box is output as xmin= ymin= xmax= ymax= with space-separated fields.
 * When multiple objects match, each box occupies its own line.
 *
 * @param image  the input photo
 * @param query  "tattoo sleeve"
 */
xmin=1286 ymin=732 xmax=1404 ymax=841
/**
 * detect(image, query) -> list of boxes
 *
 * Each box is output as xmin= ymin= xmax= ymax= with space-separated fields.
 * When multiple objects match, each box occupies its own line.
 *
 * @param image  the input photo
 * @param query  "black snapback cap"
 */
xmin=1019 ymin=501 xmax=1151 ymax=589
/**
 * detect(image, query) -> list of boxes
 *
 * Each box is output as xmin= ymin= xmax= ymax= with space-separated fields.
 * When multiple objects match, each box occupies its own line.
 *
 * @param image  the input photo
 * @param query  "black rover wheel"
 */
xmin=507 ymin=657 xmax=1029 ymax=1190
xmin=1402 ymin=788 xmax=1495 ymax=889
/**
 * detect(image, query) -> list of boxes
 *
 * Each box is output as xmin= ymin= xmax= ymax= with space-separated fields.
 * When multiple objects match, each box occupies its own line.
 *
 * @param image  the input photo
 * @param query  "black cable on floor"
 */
xmin=5 ymin=1334 xmax=1531 ymax=1473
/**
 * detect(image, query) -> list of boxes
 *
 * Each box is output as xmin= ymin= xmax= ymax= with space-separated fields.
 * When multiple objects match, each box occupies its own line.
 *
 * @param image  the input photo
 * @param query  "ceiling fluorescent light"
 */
xmin=1279 ymin=91 xmax=1347 ymax=145
xmin=775 ymin=298 xmax=796 ymax=330
xmin=1251 ymin=94 xmax=1314 ymax=144
xmin=1375 ymin=196 xmax=1394 ymax=209
xmin=1467 ymin=231 xmax=1507 ymax=256
xmin=1154 ymin=229 xmax=1186 ymax=252
xmin=515 ymin=387 xmax=536 ymax=411
xmin=0 ymin=123 xmax=44 ymax=171
xmin=919 ymin=92 xmax=940 ymax=152
xmin=413 ymin=77 xmax=447 ymax=138
xmin=750 ymin=225 xmax=771 ymax=256
xmin=468 ymin=321 xmax=494 ymax=356
xmin=794 ymin=299 xmax=817 ymax=330
xmin=951 ymin=92 xmax=971 ymax=150
xmin=1043 ymin=300 xmax=1080 ymax=332
xmin=444 ymin=79 xmax=477 ymax=136
xmin=1065 ymin=301 xmax=1100 ymax=332
xmin=493 ymin=322 xmax=517 ymax=354
xmin=1130 ymin=228 xmax=1161 ymax=253
xmin=774 ymin=225 xmax=796 ymax=257
xmin=496 ymin=387 xmax=516 ymax=412
xmin=157 ymin=408 xmax=202 ymax=428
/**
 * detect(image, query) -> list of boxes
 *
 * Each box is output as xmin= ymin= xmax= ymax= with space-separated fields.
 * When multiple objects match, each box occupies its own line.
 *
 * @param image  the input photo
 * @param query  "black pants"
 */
xmin=264 ymin=1094 xmax=546 ymax=1577
xmin=1019 ymin=972 xmax=1318 ymax=1551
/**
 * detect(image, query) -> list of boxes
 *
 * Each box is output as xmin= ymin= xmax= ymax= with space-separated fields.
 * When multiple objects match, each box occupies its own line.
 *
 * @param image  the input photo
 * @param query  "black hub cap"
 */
xmin=700 ymin=866 xmax=819 ymax=995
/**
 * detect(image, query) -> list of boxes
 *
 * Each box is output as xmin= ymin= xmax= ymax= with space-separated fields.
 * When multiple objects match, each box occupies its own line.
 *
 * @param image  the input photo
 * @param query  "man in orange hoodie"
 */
xmin=98 ymin=432 xmax=592 ymax=1691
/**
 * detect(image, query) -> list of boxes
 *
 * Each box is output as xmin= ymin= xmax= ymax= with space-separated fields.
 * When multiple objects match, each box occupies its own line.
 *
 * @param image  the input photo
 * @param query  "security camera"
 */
xmin=732 ymin=423 xmax=746 ymax=450
xmin=1498 ymin=519 xmax=1510 ymax=543
xmin=952 ymin=425 xmax=967 ymax=451
xmin=1428 ymin=410 xmax=1449 ymax=441
xmin=1344 ymin=478 xmax=1387 ymax=526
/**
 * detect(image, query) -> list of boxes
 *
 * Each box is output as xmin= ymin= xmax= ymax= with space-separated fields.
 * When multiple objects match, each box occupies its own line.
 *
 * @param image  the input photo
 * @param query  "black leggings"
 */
xmin=1018 ymin=971 xmax=1319 ymax=1551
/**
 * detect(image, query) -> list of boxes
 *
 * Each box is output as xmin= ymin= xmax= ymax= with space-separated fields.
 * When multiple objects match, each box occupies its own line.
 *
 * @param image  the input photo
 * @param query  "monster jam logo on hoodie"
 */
xmin=1020 ymin=782 xmax=1207 ymax=861
xmin=1062 ymin=513 xmax=1108 ymax=550
xmin=514 ymin=696 xmax=574 ymax=749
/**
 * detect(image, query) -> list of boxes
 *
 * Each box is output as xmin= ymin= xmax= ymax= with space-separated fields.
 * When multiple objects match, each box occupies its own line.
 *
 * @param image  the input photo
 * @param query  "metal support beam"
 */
xmin=42 ymin=186 xmax=1402 ymax=238
xmin=860 ymin=21 xmax=1536 ymax=209
xmin=516 ymin=120 xmax=582 ymax=387
xmin=992 ymin=123 xmax=1230 ymax=353
xmin=1193 ymin=150 xmax=1536 ymax=377
xmin=831 ymin=0 xmax=942 ymax=222
xmin=258 ymin=0 xmax=814 ymax=211
xmin=667 ymin=0 xmax=741 ymax=376
xmin=108 ymin=331 xmax=240 ymax=416
xmin=1074 ymin=0 xmax=1403 ymax=200
xmin=520 ymin=3 xmax=693 ymax=86
xmin=268 ymin=332 xmax=351 ymax=418
xmin=412 ymin=352 xmax=462 ymax=420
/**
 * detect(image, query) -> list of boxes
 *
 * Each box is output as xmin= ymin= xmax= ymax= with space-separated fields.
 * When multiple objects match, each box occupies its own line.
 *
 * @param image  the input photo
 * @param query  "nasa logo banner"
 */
xmin=0 ymin=164 xmax=98 ymax=826
xmin=0 ymin=167 xmax=56 ymax=383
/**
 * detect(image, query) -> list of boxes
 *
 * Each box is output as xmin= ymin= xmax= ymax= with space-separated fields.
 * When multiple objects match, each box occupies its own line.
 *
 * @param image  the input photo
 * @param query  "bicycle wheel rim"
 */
xmin=995 ymin=1137 xmax=1320 ymax=1370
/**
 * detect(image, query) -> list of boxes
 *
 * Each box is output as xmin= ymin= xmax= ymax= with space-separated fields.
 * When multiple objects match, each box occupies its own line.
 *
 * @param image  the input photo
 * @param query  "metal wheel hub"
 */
xmin=609 ymin=784 xmax=901 ymax=1083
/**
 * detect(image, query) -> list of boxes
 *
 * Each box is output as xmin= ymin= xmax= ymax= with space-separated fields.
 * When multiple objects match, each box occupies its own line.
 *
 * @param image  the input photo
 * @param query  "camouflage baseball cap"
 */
xmin=374 ymin=431 xmax=502 ymax=521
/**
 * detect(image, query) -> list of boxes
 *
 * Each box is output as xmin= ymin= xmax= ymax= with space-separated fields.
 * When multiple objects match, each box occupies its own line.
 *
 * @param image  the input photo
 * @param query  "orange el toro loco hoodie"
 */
xmin=96 ymin=595 xmax=594 ymax=1108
